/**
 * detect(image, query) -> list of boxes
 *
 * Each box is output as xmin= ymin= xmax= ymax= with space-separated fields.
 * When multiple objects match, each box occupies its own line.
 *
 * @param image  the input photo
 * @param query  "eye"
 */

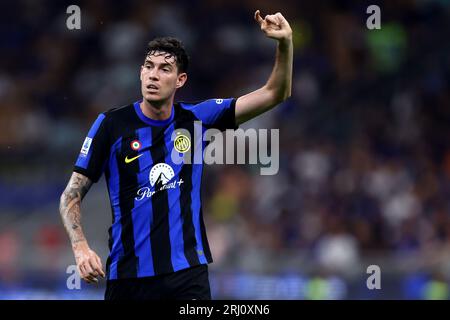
xmin=163 ymin=68 xmax=170 ymax=72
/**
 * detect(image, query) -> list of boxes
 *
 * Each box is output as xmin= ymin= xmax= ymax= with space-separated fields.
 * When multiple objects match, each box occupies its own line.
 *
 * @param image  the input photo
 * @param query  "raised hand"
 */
xmin=254 ymin=10 xmax=292 ymax=42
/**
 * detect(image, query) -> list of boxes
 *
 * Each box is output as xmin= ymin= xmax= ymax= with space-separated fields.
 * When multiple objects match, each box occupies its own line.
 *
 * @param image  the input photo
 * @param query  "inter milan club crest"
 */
xmin=130 ymin=140 xmax=142 ymax=151
xmin=174 ymin=133 xmax=191 ymax=153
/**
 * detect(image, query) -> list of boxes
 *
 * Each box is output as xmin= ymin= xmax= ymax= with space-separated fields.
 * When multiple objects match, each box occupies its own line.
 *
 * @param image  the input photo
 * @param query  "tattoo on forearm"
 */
xmin=59 ymin=173 xmax=93 ymax=245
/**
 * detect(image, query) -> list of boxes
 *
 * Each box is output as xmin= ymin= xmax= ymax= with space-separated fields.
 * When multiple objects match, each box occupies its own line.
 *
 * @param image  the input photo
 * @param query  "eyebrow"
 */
xmin=144 ymin=60 xmax=174 ymax=68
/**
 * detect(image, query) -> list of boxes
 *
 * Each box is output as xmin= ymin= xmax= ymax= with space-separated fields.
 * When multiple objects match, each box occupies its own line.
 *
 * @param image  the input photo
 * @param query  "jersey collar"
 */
xmin=134 ymin=100 xmax=175 ymax=126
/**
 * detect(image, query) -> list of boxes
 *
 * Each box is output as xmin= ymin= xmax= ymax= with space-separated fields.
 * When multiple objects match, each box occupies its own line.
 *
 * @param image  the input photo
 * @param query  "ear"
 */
xmin=140 ymin=65 xmax=144 ymax=81
xmin=176 ymin=73 xmax=187 ymax=89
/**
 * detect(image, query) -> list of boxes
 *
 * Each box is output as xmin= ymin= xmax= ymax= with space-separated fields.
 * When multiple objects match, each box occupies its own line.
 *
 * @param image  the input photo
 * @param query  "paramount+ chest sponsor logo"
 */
xmin=135 ymin=163 xmax=184 ymax=201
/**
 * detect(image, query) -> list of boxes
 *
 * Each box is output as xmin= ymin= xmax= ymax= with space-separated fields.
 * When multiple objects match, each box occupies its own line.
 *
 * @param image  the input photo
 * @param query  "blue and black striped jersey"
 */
xmin=73 ymin=98 xmax=237 ymax=280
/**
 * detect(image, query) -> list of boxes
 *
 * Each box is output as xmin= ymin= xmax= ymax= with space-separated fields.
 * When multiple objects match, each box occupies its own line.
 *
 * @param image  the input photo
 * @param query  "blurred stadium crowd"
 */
xmin=0 ymin=0 xmax=449 ymax=299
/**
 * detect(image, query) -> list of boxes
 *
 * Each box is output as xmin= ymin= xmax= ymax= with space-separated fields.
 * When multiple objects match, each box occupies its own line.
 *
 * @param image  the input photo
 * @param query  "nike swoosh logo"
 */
xmin=125 ymin=154 xmax=143 ymax=164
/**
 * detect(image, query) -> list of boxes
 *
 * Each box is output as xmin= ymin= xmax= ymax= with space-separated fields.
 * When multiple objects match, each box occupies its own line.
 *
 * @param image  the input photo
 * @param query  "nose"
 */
xmin=148 ymin=68 xmax=159 ymax=80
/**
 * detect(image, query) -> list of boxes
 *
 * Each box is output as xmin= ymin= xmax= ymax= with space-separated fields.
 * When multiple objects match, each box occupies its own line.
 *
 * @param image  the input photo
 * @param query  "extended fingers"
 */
xmin=94 ymin=254 xmax=106 ymax=278
xmin=78 ymin=256 xmax=104 ymax=283
xmin=78 ymin=263 xmax=96 ymax=283
xmin=85 ymin=274 xmax=98 ymax=283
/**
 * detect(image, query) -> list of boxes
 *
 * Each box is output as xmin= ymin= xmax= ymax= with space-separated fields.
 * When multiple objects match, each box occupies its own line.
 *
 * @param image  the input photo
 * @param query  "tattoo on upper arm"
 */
xmin=59 ymin=173 xmax=93 ymax=244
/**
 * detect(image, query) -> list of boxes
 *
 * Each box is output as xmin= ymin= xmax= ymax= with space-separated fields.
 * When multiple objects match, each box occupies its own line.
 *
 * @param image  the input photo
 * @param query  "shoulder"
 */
xmin=177 ymin=98 xmax=229 ymax=109
xmin=88 ymin=103 xmax=137 ymax=139
xmin=102 ymin=103 xmax=135 ymax=119
xmin=95 ymin=103 xmax=140 ymax=129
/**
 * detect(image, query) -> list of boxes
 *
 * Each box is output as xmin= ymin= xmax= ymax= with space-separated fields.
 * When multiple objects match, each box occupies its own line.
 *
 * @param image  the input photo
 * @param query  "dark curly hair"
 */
xmin=145 ymin=37 xmax=189 ymax=74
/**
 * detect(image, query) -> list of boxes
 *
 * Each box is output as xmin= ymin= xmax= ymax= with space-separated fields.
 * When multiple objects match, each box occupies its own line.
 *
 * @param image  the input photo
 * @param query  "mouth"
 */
xmin=147 ymin=84 xmax=159 ymax=91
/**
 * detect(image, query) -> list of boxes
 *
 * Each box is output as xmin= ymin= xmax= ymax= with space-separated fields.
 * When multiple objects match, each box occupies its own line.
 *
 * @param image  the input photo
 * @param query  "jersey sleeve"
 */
xmin=73 ymin=113 xmax=110 ymax=183
xmin=182 ymin=98 xmax=237 ymax=131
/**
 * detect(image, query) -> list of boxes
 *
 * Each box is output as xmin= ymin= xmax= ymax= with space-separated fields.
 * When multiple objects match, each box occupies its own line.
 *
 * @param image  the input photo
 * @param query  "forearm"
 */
xmin=60 ymin=172 xmax=104 ymax=282
xmin=235 ymin=11 xmax=293 ymax=125
xmin=59 ymin=172 xmax=92 ymax=247
xmin=265 ymin=37 xmax=293 ymax=102
xmin=60 ymin=192 xmax=86 ymax=246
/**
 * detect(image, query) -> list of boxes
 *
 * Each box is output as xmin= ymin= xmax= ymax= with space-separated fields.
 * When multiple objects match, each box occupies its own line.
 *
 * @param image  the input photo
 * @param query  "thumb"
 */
xmin=254 ymin=10 xmax=263 ymax=25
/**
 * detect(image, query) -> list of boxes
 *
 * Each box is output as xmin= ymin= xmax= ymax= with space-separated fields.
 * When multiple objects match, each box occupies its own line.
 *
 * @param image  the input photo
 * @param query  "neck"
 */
xmin=140 ymin=98 xmax=173 ymax=120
